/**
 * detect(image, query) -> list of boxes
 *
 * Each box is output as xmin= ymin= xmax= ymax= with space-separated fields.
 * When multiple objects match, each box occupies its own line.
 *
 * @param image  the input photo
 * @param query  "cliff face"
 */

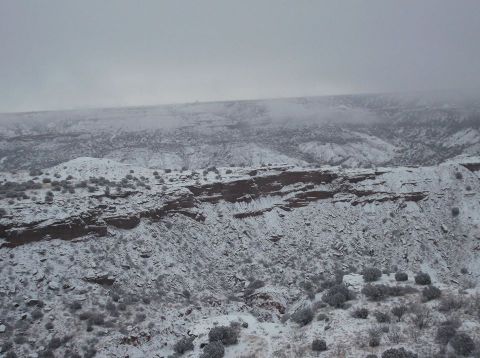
xmin=1 ymin=156 xmax=478 ymax=285
xmin=0 ymin=162 xmax=434 ymax=248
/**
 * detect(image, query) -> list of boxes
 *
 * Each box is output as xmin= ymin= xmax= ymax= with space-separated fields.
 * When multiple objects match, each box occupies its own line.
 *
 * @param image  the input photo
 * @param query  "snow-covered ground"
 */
xmin=1 ymin=154 xmax=480 ymax=357
xmin=1 ymin=92 xmax=480 ymax=357
xmin=1 ymin=91 xmax=479 ymax=171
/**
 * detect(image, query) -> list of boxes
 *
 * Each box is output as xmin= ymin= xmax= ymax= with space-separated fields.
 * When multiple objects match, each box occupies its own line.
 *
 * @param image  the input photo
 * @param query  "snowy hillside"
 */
xmin=0 ymin=91 xmax=480 ymax=171
xmin=1 ymin=92 xmax=480 ymax=357
xmin=1 ymin=152 xmax=480 ymax=357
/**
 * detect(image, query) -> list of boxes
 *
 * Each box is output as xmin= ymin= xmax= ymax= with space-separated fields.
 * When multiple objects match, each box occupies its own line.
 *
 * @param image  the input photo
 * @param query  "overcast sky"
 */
xmin=1 ymin=0 xmax=480 ymax=112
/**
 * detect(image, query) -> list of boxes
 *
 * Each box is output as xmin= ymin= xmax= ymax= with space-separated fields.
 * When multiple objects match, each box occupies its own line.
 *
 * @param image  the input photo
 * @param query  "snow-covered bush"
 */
xmin=351 ymin=307 xmax=369 ymax=319
xmin=414 ymin=272 xmax=431 ymax=285
xmin=29 ymin=169 xmax=43 ymax=176
xmin=317 ymin=313 xmax=329 ymax=321
xmin=450 ymin=333 xmax=475 ymax=356
xmin=391 ymin=305 xmax=408 ymax=320
xmin=311 ymin=339 xmax=327 ymax=351
xmin=435 ymin=323 xmax=457 ymax=345
xmin=410 ymin=305 xmax=432 ymax=329
xmin=394 ymin=272 xmax=408 ymax=281
xmin=322 ymin=283 xmax=355 ymax=308
xmin=173 ymin=336 xmax=194 ymax=354
xmin=291 ymin=307 xmax=314 ymax=326
xmin=31 ymin=309 xmax=43 ymax=320
xmin=200 ymin=341 xmax=224 ymax=358
xmin=374 ymin=311 xmax=390 ymax=323
xmin=69 ymin=301 xmax=82 ymax=311
xmin=39 ymin=348 xmax=55 ymax=357
xmin=368 ymin=327 xmax=382 ymax=347
xmin=381 ymin=347 xmax=417 ymax=358
xmin=438 ymin=295 xmax=464 ymax=312
xmin=362 ymin=284 xmax=388 ymax=301
xmin=48 ymin=337 xmax=62 ymax=350
xmin=208 ymin=326 xmax=238 ymax=345
xmin=362 ymin=267 xmax=382 ymax=282
xmin=422 ymin=285 xmax=441 ymax=301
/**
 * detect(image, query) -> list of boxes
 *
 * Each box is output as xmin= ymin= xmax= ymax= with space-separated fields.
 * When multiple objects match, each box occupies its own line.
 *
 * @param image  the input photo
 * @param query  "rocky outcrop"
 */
xmin=103 ymin=215 xmax=140 ymax=230
xmin=0 ymin=161 xmax=454 ymax=248
xmin=1 ymin=214 xmax=107 ymax=248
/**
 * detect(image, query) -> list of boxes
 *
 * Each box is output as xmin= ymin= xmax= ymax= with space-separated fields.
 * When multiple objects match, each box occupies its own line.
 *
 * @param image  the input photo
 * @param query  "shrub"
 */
xmin=450 ymin=333 xmax=475 ymax=356
xmin=31 ymin=309 xmax=43 ymax=320
xmin=312 ymin=339 xmax=327 ymax=351
xmin=395 ymin=272 xmax=408 ymax=281
xmin=322 ymin=283 xmax=355 ymax=308
xmin=391 ymin=305 xmax=408 ymax=320
xmin=381 ymin=347 xmax=417 ymax=358
xmin=410 ymin=305 xmax=432 ymax=329
xmin=422 ymin=285 xmax=441 ymax=301
xmin=29 ymin=169 xmax=43 ymax=176
xmin=362 ymin=284 xmax=388 ymax=301
xmin=1 ymin=341 xmax=13 ymax=353
xmin=374 ymin=311 xmax=391 ymax=323
xmin=362 ymin=267 xmax=382 ymax=282
xmin=452 ymin=207 xmax=460 ymax=216
xmin=173 ymin=336 xmax=194 ymax=354
xmin=135 ymin=313 xmax=146 ymax=323
xmin=435 ymin=324 xmax=457 ymax=345
xmin=14 ymin=335 xmax=27 ymax=345
xmin=317 ymin=313 xmax=329 ymax=321
xmin=323 ymin=292 xmax=347 ymax=308
xmin=387 ymin=285 xmax=417 ymax=296
xmin=208 ymin=326 xmax=238 ymax=345
xmin=414 ymin=272 xmax=431 ymax=285
xmin=70 ymin=301 xmax=82 ymax=311
xmin=368 ymin=328 xmax=381 ymax=347
xmin=438 ymin=295 xmax=464 ymax=312
xmin=352 ymin=308 xmax=369 ymax=319
xmin=291 ymin=307 xmax=314 ymax=326
xmin=200 ymin=341 xmax=224 ymax=358
xmin=48 ymin=337 xmax=62 ymax=350
xmin=38 ymin=350 xmax=55 ymax=358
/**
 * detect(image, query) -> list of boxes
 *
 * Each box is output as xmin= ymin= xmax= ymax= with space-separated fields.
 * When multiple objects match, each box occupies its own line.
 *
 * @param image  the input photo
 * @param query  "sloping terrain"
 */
xmin=1 ymin=91 xmax=480 ymax=171
xmin=1 ymin=92 xmax=480 ymax=357
xmin=1 ymin=155 xmax=480 ymax=357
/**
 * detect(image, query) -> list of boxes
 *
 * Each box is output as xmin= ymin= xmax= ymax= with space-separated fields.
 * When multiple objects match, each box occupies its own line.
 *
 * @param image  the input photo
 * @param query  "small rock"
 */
xmin=0 ymin=324 xmax=6 ymax=333
xmin=48 ymin=281 xmax=60 ymax=290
